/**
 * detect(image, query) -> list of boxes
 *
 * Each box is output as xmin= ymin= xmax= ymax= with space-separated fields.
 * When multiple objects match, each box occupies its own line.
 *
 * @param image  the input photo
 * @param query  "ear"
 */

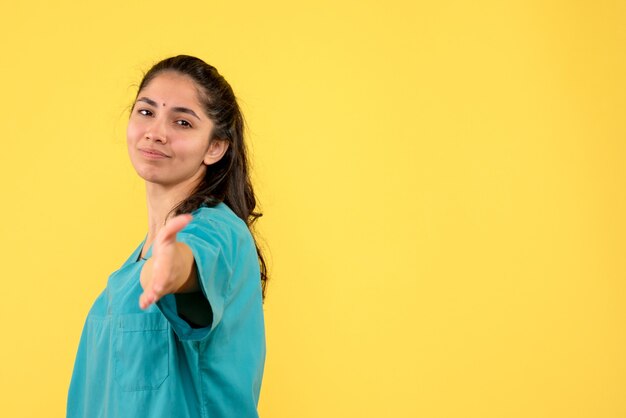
xmin=203 ymin=139 xmax=229 ymax=165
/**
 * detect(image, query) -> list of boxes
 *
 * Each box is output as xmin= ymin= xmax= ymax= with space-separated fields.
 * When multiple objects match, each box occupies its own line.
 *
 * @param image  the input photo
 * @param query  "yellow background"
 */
xmin=0 ymin=1 xmax=624 ymax=417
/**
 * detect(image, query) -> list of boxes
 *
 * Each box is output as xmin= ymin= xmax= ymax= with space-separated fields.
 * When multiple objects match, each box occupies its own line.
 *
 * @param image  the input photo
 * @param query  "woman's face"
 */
xmin=127 ymin=71 xmax=224 ymax=188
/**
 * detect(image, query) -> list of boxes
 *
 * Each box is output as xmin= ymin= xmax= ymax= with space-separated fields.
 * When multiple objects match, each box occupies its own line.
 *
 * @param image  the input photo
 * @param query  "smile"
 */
xmin=139 ymin=148 xmax=170 ymax=159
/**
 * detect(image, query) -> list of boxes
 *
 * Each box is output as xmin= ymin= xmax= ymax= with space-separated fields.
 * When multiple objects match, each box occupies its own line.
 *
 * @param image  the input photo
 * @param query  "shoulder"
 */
xmin=189 ymin=203 xmax=248 ymax=234
xmin=181 ymin=203 xmax=253 ymax=249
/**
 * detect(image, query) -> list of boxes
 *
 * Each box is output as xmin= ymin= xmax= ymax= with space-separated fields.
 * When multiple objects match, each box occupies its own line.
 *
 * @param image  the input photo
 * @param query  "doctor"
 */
xmin=67 ymin=55 xmax=267 ymax=418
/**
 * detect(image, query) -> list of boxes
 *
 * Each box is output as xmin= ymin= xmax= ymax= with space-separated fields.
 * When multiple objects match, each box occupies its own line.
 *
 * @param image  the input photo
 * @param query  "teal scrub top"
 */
xmin=67 ymin=203 xmax=266 ymax=418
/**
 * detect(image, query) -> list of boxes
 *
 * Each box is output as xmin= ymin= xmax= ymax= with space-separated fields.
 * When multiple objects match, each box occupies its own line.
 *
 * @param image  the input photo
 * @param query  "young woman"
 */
xmin=67 ymin=55 xmax=267 ymax=418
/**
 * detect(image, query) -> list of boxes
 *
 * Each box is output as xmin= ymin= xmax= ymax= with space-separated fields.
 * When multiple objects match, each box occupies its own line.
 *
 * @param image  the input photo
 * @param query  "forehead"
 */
xmin=139 ymin=71 xmax=203 ymax=107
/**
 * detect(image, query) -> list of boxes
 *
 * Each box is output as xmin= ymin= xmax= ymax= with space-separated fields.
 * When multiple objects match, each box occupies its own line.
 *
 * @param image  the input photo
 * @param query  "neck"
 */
xmin=145 ymin=176 xmax=201 ymax=241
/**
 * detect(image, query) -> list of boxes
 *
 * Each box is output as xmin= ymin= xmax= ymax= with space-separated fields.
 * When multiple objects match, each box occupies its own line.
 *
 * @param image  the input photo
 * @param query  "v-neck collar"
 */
xmin=135 ymin=235 xmax=154 ymax=263
xmin=119 ymin=235 xmax=153 ymax=268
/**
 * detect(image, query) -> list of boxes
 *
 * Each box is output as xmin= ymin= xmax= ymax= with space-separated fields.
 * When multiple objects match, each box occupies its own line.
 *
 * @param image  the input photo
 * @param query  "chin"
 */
xmin=136 ymin=170 xmax=184 ymax=188
xmin=134 ymin=166 xmax=163 ymax=183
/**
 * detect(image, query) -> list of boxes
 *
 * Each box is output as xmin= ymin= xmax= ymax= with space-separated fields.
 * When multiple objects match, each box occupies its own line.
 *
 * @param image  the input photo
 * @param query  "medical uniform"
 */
xmin=67 ymin=203 xmax=266 ymax=418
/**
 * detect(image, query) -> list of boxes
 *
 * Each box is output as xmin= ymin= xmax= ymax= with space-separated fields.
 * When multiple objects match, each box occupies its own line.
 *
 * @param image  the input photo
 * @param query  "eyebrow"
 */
xmin=137 ymin=97 xmax=201 ymax=121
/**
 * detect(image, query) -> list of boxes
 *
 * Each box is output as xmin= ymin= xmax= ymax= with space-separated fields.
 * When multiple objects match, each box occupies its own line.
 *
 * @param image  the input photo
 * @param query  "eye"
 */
xmin=137 ymin=108 xmax=153 ymax=117
xmin=176 ymin=119 xmax=192 ymax=128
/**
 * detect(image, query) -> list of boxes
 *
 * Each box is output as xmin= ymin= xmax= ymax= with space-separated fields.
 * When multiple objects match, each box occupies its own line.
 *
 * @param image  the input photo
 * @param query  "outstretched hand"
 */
xmin=139 ymin=214 xmax=194 ymax=310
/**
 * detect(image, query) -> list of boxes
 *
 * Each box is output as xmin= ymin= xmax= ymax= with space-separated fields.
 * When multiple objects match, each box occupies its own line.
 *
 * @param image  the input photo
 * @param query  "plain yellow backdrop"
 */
xmin=0 ymin=1 xmax=624 ymax=417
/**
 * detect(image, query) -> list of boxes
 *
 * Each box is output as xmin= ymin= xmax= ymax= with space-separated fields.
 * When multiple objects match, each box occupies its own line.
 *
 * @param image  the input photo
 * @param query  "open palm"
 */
xmin=139 ymin=214 xmax=193 ymax=309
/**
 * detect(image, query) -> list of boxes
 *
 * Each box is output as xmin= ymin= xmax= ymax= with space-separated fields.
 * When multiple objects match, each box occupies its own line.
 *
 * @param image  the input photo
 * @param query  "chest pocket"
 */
xmin=114 ymin=313 xmax=170 ymax=392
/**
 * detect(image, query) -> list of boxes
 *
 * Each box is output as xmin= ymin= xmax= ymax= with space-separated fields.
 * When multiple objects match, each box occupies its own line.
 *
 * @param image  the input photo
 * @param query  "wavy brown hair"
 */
xmin=135 ymin=55 xmax=268 ymax=300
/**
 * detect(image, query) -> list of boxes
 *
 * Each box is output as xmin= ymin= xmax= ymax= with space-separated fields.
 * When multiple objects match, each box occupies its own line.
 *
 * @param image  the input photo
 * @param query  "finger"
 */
xmin=139 ymin=288 xmax=160 ymax=310
xmin=139 ymin=292 xmax=152 ymax=310
xmin=160 ymin=214 xmax=193 ymax=242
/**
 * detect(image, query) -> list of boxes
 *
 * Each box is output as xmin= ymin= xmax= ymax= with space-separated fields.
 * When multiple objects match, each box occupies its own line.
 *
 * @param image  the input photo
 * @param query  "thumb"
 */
xmin=160 ymin=214 xmax=193 ymax=242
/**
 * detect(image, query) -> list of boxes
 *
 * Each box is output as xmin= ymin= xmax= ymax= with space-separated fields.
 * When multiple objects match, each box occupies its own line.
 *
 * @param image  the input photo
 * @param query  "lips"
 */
xmin=139 ymin=148 xmax=170 ymax=158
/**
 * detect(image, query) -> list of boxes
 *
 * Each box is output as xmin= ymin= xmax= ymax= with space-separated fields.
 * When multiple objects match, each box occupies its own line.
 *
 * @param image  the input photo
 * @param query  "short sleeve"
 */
xmin=156 ymin=209 xmax=234 ymax=341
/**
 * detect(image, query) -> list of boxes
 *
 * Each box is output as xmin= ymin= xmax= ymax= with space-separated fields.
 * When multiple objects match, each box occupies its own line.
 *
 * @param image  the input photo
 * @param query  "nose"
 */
xmin=144 ymin=117 xmax=167 ymax=143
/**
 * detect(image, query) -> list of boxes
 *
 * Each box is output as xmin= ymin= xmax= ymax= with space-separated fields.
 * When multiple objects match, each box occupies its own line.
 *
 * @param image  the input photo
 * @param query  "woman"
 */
xmin=67 ymin=55 xmax=267 ymax=418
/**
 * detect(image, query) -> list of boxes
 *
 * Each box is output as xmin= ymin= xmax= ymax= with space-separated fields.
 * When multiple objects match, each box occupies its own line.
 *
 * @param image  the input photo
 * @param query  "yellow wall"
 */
xmin=1 ymin=1 xmax=624 ymax=417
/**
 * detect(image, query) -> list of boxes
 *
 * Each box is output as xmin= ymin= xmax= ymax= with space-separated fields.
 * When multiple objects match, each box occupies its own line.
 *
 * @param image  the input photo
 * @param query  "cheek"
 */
xmin=126 ymin=122 xmax=142 ymax=144
xmin=173 ymin=139 xmax=210 ymax=161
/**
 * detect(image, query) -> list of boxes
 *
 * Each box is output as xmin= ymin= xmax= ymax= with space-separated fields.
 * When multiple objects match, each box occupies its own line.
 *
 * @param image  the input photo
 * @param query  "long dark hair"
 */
xmin=134 ymin=55 xmax=268 ymax=300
